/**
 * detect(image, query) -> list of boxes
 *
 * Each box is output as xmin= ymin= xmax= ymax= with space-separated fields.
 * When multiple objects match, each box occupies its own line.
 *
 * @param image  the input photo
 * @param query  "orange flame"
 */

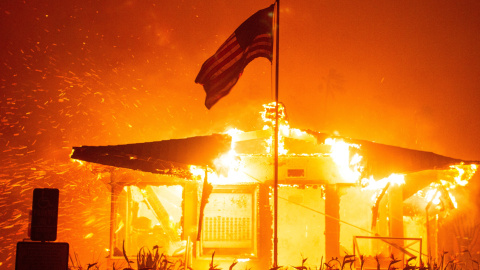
xmin=71 ymin=158 xmax=85 ymax=166
xmin=261 ymin=102 xmax=288 ymax=155
xmin=361 ymin=173 xmax=405 ymax=191
xmin=417 ymin=163 xmax=477 ymax=209
xmin=325 ymin=138 xmax=363 ymax=183
xmin=450 ymin=163 xmax=477 ymax=187
xmin=189 ymin=128 xmax=246 ymax=184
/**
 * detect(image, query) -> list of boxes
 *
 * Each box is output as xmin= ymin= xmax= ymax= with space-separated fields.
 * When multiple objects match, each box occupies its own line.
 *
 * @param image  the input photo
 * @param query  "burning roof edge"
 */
xmin=70 ymin=133 xmax=232 ymax=174
xmin=70 ymin=129 xmax=479 ymax=184
xmin=305 ymin=130 xmax=480 ymax=178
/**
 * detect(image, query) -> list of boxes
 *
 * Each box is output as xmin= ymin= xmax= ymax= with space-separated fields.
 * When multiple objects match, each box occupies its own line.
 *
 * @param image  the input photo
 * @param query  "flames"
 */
xmin=189 ymin=124 xmax=249 ymax=184
xmin=189 ymin=141 xmax=244 ymax=185
xmin=261 ymin=102 xmax=289 ymax=155
xmin=320 ymin=139 xmax=476 ymax=210
xmin=189 ymin=102 xmax=367 ymax=187
xmin=323 ymin=137 xmax=406 ymax=193
xmin=260 ymin=102 xmax=318 ymax=155
xmin=361 ymin=173 xmax=405 ymax=190
xmin=451 ymin=163 xmax=476 ymax=187
xmin=190 ymin=102 xmax=307 ymax=183
xmin=417 ymin=163 xmax=477 ymax=209
xmin=325 ymin=138 xmax=363 ymax=183
xmin=188 ymin=102 xmax=477 ymax=211
xmin=71 ymin=101 xmax=477 ymax=212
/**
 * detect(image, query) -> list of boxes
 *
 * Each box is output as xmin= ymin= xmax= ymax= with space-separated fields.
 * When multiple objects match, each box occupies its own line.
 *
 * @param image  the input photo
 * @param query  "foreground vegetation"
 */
xmin=68 ymin=248 xmax=480 ymax=270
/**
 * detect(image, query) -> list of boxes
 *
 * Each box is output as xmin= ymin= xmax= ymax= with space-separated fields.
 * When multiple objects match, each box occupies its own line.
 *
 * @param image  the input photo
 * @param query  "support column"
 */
xmin=109 ymin=172 xmax=120 ymax=258
xmin=325 ymin=184 xmax=340 ymax=260
xmin=388 ymin=185 xmax=404 ymax=263
xmin=183 ymin=181 xmax=198 ymax=265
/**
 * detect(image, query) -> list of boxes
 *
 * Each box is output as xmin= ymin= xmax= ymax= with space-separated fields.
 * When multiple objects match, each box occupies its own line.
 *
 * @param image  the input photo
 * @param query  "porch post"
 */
xmin=325 ymin=184 xmax=340 ymax=260
xmin=388 ymin=185 xmax=404 ymax=263
xmin=109 ymin=171 xmax=118 ymax=258
xmin=184 ymin=180 xmax=198 ymax=261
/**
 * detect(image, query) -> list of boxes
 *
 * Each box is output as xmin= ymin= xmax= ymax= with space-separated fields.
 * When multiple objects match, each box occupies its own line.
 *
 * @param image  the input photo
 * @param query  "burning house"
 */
xmin=71 ymin=103 xmax=479 ymax=270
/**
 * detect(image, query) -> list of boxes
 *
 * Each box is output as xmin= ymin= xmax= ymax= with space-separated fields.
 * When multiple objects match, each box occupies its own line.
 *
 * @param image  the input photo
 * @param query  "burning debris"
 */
xmin=66 ymin=103 xmax=480 ymax=269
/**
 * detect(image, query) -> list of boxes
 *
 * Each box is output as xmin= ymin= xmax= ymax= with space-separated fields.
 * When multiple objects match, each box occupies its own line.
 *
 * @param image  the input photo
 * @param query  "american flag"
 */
xmin=195 ymin=4 xmax=274 ymax=109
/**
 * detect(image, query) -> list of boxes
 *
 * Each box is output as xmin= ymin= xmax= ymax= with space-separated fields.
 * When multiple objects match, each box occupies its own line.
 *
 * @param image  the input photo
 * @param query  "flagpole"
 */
xmin=273 ymin=0 xmax=280 ymax=268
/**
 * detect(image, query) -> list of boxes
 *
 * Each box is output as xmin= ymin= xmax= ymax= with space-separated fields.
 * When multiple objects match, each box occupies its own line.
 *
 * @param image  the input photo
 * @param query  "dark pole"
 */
xmin=273 ymin=0 xmax=280 ymax=268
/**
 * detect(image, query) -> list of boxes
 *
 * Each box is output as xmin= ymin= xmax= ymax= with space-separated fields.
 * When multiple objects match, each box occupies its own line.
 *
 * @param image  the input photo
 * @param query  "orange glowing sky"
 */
xmin=2 ymin=0 xmax=480 ymax=161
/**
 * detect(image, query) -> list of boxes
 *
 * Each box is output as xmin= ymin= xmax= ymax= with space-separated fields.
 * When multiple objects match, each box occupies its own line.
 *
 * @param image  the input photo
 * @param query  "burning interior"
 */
xmin=71 ymin=103 xmax=479 ymax=269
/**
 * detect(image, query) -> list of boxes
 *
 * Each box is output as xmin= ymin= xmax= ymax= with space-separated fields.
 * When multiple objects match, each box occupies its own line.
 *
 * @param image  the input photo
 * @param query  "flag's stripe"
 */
xmin=204 ymin=66 xmax=242 ymax=108
xmin=201 ymin=34 xmax=273 ymax=108
xmin=196 ymin=34 xmax=242 ymax=83
xmin=202 ymin=43 xmax=244 ymax=83
xmin=205 ymin=80 xmax=237 ymax=109
xmin=211 ymin=34 xmax=237 ymax=58
xmin=196 ymin=49 xmax=242 ymax=84
xmin=196 ymin=35 xmax=239 ymax=82
xmin=200 ymin=34 xmax=272 ymax=85
xmin=205 ymin=76 xmax=238 ymax=105
xmin=235 ymin=5 xmax=274 ymax=49
xmin=217 ymin=37 xmax=272 ymax=84
xmin=196 ymin=33 xmax=272 ymax=86
xmin=204 ymin=58 xmax=244 ymax=96
xmin=244 ymin=35 xmax=273 ymax=61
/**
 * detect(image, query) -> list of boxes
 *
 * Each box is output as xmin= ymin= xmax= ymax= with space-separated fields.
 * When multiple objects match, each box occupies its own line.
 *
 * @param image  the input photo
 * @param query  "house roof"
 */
xmin=70 ymin=133 xmax=231 ymax=174
xmin=70 ymin=130 xmax=478 ymax=190
xmin=307 ymin=130 xmax=478 ymax=179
